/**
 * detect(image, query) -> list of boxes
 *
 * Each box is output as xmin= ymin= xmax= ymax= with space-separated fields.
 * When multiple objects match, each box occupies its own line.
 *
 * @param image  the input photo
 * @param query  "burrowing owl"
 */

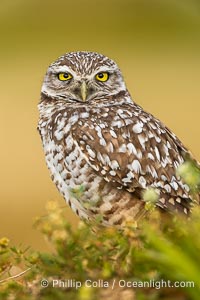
xmin=38 ymin=51 xmax=197 ymax=226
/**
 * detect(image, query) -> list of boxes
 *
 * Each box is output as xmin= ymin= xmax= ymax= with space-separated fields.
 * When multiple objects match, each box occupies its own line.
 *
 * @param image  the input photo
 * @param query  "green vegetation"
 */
xmin=1 ymin=162 xmax=200 ymax=300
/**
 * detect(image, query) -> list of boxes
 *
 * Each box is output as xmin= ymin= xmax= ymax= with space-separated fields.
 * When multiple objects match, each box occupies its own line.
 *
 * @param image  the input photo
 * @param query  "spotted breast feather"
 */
xmin=70 ymin=100 xmax=193 ymax=216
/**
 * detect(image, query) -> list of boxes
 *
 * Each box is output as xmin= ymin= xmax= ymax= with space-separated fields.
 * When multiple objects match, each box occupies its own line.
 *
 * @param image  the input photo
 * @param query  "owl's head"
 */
xmin=41 ymin=51 xmax=127 ymax=103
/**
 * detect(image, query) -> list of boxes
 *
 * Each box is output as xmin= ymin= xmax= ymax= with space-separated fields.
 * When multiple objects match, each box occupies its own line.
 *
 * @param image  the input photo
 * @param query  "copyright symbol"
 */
xmin=41 ymin=279 xmax=49 ymax=287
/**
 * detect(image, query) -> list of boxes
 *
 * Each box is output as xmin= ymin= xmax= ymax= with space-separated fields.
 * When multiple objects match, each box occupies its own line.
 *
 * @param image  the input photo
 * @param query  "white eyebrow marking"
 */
xmin=51 ymin=65 xmax=74 ymax=74
xmin=94 ymin=66 xmax=116 ymax=73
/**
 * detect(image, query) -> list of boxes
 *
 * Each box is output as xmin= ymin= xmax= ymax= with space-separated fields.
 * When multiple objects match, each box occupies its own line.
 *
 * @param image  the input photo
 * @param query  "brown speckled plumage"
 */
xmin=38 ymin=51 xmax=197 ymax=226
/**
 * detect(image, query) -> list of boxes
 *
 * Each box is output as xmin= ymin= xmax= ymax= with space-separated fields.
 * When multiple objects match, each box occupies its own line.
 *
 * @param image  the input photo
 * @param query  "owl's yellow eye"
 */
xmin=95 ymin=72 xmax=109 ymax=82
xmin=58 ymin=72 xmax=73 ymax=81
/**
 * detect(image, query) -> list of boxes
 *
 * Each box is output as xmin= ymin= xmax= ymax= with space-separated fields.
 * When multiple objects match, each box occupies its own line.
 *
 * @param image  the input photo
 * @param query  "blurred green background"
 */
xmin=0 ymin=0 xmax=200 ymax=250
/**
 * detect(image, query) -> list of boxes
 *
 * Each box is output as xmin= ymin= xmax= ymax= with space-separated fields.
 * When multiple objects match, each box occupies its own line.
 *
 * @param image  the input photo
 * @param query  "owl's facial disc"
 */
xmin=41 ymin=51 xmax=127 ymax=103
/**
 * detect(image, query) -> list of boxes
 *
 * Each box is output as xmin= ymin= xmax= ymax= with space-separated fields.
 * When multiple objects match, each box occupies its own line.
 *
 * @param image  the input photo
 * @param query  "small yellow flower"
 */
xmin=52 ymin=229 xmax=68 ymax=242
xmin=177 ymin=160 xmax=200 ymax=190
xmin=0 ymin=237 xmax=10 ymax=248
xmin=143 ymin=188 xmax=159 ymax=204
xmin=45 ymin=200 xmax=59 ymax=212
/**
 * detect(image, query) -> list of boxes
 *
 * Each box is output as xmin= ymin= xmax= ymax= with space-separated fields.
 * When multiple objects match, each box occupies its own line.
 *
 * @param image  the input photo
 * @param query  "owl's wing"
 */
xmin=71 ymin=104 xmax=192 ymax=213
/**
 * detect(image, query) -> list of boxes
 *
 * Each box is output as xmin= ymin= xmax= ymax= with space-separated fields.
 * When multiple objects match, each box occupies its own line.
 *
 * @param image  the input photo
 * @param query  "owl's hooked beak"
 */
xmin=80 ymin=81 xmax=87 ymax=102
